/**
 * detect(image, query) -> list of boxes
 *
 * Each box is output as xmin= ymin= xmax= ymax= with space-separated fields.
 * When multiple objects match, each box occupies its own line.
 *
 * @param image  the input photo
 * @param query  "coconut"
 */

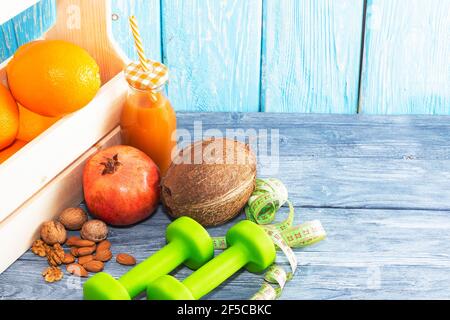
xmin=161 ymin=138 xmax=257 ymax=226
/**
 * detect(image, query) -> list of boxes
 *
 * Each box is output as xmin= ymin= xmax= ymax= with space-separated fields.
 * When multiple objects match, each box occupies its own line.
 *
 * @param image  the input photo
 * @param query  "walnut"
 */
xmin=31 ymin=239 xmax=49 ymax=257
xmin=81 ymin=220 xmax=108 ymax=242
xmin=42 ymin=266 xmax=63 ymax=283
xmin=58 ymin=207 xmax=88 ymax=230
xmin=46 ymin=243 xmax=65 ymax=266
xmin=40 ymin=221 xmax=67 ymax=245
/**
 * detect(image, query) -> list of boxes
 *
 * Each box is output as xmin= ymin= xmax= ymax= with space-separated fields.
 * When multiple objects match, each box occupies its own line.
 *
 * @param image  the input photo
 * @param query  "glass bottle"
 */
xmin=120 ymin=79 xmax=176 ymax=177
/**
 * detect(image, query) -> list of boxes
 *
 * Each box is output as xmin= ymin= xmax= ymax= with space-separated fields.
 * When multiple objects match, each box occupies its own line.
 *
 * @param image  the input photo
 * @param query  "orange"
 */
xmin=6 ymin=40 xmax=101 ymax=117
xmin=0 ymin=140 xmax=27 ymax=164
xmin=13 ymin=40 xmax=39 ymax=58
xmin=0 ymin=84 xmax=19 ymax=150
xmin=17 ymin=104 xmax=59 ymax=142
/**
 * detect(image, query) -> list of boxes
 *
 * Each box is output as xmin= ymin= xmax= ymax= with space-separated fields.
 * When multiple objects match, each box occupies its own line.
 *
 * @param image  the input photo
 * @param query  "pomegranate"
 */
xmin=83 ymin=145 xmax=160 ymax=226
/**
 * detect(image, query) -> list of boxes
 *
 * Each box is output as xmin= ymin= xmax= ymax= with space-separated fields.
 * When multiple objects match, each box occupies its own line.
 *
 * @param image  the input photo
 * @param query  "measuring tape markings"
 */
xmin=212 ymin=178 xmax=327 ymax=300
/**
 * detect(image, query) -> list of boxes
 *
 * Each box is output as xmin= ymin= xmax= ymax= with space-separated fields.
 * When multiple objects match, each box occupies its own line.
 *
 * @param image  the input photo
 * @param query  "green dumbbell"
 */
xmin=83 ymin=216 xmax=213 ymax=300
xmin=146 ymin=220 xmax=276 ymax=300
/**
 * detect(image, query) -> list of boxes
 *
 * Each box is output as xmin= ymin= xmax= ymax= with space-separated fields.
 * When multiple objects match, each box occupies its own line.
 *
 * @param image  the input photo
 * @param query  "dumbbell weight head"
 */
xmin=166 ymin=216 xmax=213 ymax=269
xmin=146 ymin=275 xmax=195 ymax=300
xmin=83 ymin=272 xmax=131 ymax=300
xmin=83 ymin=217 xmax=213 ymax=300
xmin=226 ymin=220 xmax=275 ymax=273
xmin=147 ymin=220 xmax=276 ymax=300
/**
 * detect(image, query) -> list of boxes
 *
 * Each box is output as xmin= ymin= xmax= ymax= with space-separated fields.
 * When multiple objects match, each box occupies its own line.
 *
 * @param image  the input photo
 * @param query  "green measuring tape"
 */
xmin=212 ymin=178 xmax=327 ymax=300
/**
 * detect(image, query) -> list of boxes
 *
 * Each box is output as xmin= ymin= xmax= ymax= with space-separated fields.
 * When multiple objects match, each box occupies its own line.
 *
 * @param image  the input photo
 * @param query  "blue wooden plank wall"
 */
xmin=359 ymin=0 xmax=450 ymax=114
xmin=110 ymin=0 xmax=161 ymax=62
xmin=0 ymin=0 xmax=56 ymax=62
xmin=0 ymin=0 xmax=449 ymax=114
xmin=160 ymin=0 xmax=262 ymax=112
xmin=261 ymin=0 xmax=364 ymax=113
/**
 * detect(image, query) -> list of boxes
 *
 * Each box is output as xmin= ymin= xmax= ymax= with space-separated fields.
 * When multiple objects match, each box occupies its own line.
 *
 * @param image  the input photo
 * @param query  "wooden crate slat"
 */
xmin=0 ymin=0 xmax=41 ymax=25
xmin=44 ymin=0 xmax=127 ymax=84
xmin=0 ymin=21 xmax=18 ymax=63
xmin=10 ymin=0 xmax=56 ymax=47
xmin=0 ymin=0 xmax=56 ymax=63
xmin=0 ymin=73 xmax=127 ymax=224
xmin=0 ymin=127 xmax=122 ymax=274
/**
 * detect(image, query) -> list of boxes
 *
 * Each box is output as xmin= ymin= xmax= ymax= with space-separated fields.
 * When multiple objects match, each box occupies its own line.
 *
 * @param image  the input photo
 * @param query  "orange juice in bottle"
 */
xmin=121 ymin=61 xmax=176 ymax=176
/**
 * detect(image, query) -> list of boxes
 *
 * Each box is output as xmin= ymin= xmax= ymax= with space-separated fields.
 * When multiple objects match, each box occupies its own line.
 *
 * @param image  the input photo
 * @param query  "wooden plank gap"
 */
xmin=295 ymin=204 xmax=450 ymax=212
xmin=159 ymin=0 xmax=165 ymax=64
xmin=357 ymin=0 xmax=369 ymax=114
xmin=258 ymin=0 xmax=267 ymax=112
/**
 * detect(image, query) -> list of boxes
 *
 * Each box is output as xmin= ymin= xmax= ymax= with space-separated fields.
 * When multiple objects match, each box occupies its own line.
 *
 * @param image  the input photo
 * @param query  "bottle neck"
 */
xmin=126 ymin=83 xmax=168 ymax=108
xmin=127 ymin=82 xmax=165 ymax=93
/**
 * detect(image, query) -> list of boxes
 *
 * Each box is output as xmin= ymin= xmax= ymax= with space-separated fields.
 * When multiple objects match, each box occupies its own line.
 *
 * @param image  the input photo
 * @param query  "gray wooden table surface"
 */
xmin=1 ymin=112 xmax=450 ymax=300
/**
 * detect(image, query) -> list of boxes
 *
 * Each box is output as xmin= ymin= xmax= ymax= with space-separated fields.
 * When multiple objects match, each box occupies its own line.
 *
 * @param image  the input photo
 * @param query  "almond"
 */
xmin=116 ymin=253 xmax=136 ymax=266
xmin=66 ymin=263 xmax=88 ymax=277
xmin=76 ymin=245 xmax=96 ymax=256
xmin=66 ymin=236 xmax=81 ymax=246
xmin=94 ymin=249 xmax=112 ymax=262
xmin=78 ymin=255 xmax=94 ymax=265
xmin=66 ymin=236 xmax=95 ymax=247
xmin=83 ymin=260 xmax=104 ymax=273
xmin=96 ymin=240 xmax=111 ymax=252
xmin=70 ymin=247 xmax=79 ymax=257
xmin=62 ymin=253 xmax=75 ymax=264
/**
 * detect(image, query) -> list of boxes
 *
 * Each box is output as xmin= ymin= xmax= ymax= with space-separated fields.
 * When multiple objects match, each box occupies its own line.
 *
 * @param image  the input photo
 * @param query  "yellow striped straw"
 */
xmin=129 ymin=15 xmax=150 ymax=72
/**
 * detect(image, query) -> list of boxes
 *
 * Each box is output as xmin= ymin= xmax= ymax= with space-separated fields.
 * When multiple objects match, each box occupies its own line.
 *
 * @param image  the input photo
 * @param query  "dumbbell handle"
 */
xmin=119 ymin=239 xmax=188 ymax=298
xmin=183 ymin=244 xmax=248 ymax=299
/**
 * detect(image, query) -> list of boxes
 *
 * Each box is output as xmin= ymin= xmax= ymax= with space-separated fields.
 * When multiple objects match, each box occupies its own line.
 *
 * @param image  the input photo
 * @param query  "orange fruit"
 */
xmin=6 ymin=40 xmax=101 ymax=117
xmin=0 ymin=140 xmax=27 ymax=164
xmin=13 ymin=40 xmax=39 ymax=58
xmin=17 ymin=104 xmax=59 ymax=142
xmin=0 ymin=84 xmax=19 ymax=150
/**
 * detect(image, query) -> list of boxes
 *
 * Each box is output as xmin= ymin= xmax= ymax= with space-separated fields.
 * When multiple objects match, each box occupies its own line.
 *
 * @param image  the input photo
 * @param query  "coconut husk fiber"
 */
xmin=161 ymin=138 xmax=256 ymax=226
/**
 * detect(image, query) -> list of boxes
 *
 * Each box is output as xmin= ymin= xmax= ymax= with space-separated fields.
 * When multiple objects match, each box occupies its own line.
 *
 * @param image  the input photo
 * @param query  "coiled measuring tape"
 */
xmin=212 ymin=178 xmax=327 ymax=300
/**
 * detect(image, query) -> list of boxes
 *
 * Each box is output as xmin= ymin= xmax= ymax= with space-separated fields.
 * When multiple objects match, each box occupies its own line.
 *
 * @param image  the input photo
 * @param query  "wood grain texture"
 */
xmin=11 ymin=0 xmax=55 ymax=46
xmin=0 ymin=0 xmax=56 ymax=63
xmin=1 ymin=207 xmax=450 ymax=299
xmin=2 ymin=0 xmax=449 ymax=114
xmin=0 ymin=0 xmax=56 ymax=62
xmin=360 ymin=0 xmax=450 ymax=114
xmin=161 ymin=0 xmax=262 ymax=112
xmin=176 ymin=113 xmax=450 ymax=160
xmin=275 ymin=156 xmax=450 ymax=210
xmin=261 ymin=0 xmax=364 ymax=113
xmin=1 ymin=113 xmax=450 ymax=299
xmin=174 ymin=113 xmax=450 ymax=210
xmin=110 ymin=0 xmax=162 ymax=62
xmin=0 ymin=21 xmax=17 ymax=63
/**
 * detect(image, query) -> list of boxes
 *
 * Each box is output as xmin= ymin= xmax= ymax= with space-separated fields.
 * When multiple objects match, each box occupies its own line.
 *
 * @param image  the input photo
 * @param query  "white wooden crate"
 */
xmin=0 ymin=0 xmax=130 ymax=273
